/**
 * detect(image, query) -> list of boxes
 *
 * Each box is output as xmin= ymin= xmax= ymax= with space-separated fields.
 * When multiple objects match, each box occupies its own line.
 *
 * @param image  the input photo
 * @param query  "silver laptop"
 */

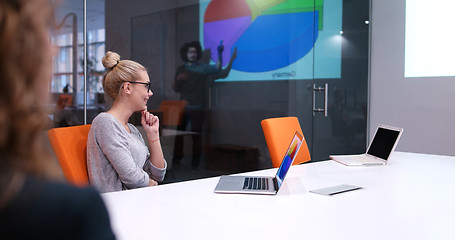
xmin=330 ymin=125 xmax=403 ymax=166
xmin=214 ymin=131 xmax=304 ymax=195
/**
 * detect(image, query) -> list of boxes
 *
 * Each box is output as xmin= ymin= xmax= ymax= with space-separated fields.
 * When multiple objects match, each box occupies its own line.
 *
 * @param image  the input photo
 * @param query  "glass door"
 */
xmin=305 ymin=0 xmax=370 ymax=161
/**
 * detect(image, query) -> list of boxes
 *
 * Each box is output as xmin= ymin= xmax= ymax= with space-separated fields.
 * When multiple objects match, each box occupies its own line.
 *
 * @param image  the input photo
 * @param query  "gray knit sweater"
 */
xmin=87 ymin=113 xmax=167 ymax=193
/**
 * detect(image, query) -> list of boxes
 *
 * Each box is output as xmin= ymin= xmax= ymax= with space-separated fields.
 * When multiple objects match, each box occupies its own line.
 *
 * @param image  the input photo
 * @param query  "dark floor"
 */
xmin=160 ymin=142 xmax=264 ymax=184
xmin=161 ymin=156 xmax=231 ymax=184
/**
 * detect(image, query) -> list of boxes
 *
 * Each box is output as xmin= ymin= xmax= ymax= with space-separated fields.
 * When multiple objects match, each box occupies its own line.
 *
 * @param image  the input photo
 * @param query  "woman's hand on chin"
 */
xmin=141 ymin=110 xmax=160 ymax=139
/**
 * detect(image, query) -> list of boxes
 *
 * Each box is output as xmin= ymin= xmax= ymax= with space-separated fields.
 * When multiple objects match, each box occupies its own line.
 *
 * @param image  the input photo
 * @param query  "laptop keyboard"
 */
xmin=353 ymin=155 xmax=384 ymax=164
xmin=338 ymin=155 xmax=384 ymax=165
xmin=243 ymin=177 xmax=269 ymax=190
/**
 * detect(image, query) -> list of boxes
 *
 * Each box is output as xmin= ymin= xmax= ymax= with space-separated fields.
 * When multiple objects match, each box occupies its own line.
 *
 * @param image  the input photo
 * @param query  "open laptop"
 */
xmin=330 ymin=124 xmax=403 ymax=166
xmin=214 ymin=131 xmax=304 ymax=195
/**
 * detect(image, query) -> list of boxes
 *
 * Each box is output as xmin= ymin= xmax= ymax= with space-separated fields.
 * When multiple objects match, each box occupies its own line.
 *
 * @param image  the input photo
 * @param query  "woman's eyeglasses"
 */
xmin=127 ymin=81 xmax=152 ymax=92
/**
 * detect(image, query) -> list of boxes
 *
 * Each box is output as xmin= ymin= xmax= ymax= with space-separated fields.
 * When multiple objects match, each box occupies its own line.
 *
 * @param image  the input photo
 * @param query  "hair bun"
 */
xmin=102 ymin=51 xmax=121 ymax=69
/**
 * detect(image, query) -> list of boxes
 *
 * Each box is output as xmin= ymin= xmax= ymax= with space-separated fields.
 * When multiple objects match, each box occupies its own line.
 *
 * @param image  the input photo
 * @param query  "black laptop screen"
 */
xmin=367 ymin=127 xmax=401 ymax=160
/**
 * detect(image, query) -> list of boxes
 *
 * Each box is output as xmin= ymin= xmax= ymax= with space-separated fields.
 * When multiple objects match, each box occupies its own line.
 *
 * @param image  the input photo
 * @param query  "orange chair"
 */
xmin=48 ymin=124 xmax=91 ymax=186
xmin=56 ymin=93 xmax=73 ymax=110
xmin=158 ymin=100 xmax=187 ymax=128
xmin=261 ymin=117 xmax=311 ymax=168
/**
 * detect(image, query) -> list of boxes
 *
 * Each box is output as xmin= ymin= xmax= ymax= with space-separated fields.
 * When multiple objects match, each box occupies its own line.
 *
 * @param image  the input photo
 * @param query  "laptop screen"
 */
xmin=367 ymin=126 xmax=402 ymax=160
xmin=275 ymin=131 xmax=304 ymax=188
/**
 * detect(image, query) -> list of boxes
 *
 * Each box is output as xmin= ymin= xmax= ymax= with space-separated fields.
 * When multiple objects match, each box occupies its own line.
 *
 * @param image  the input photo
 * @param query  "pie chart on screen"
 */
xmin=203 ymin=0 xmax=324 ymax=73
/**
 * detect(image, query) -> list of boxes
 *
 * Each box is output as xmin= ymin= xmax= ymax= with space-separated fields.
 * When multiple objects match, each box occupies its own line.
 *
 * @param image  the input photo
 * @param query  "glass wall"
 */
xmin=53 ymin=0 xmax=369 ymax=184
xmin=52 ymin=0 xmax=105 ymax=127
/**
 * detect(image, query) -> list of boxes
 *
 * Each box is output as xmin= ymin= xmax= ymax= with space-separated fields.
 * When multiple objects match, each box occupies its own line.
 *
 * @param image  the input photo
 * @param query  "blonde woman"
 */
xmin=0 ymin=0 xmax=115 ymax=238
xmin=87 ymin=51 xmax=167 ymax=193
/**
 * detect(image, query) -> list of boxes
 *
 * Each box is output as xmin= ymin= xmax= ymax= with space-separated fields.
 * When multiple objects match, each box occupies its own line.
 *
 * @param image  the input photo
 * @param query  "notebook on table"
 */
xmin=330 ymin=125 xmax=403 ymax=166
xmin=214 ymin=131 xmax=304 ymax=195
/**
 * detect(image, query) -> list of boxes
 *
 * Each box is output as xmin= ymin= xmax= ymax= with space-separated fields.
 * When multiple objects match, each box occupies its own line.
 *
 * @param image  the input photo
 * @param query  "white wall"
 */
xmin=369 ymin=0 xmax=455 ymax=156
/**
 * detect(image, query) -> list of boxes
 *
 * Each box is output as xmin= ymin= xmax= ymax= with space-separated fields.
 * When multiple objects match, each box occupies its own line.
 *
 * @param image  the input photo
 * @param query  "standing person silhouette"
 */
xmin=0 ymin=0 xmax=115 ymax=239
xmin=173 ymin=41 xmax=237 ymax=168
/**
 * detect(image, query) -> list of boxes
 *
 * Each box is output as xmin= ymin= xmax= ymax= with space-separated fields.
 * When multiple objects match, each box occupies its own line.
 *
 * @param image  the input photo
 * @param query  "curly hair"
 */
xmin=0 ymin=0 xmax=59 ymax=178
xmin=180 ymin=41 xmax=202 ymax=62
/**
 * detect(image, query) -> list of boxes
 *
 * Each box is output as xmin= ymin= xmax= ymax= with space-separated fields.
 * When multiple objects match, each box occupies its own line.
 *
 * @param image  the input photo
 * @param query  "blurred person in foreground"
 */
xmin=0 ymin=0 xmax=116 ymax=239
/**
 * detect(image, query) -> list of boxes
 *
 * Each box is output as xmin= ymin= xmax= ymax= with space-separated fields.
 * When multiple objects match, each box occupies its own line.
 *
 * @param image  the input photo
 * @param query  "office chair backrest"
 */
xmin=48 ymin=124 xmax=91 ymax=186
xmin=261 ymin=117 xmax=311 ymax=168
xmin=56 ymin=93 xmax=73 ymax=110
xmin=159 ymin=100 xmax=187 ymax=127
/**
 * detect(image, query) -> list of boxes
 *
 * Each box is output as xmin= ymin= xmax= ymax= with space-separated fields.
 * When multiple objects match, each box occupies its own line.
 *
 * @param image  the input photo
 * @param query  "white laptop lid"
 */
xmin=366 ymin=125 xmax=404 ymax=160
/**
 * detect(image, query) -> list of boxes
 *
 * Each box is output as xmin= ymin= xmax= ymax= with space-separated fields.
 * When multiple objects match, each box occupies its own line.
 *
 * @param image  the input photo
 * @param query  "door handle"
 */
xmin=313 ymin=83 xmax=328 ymax=117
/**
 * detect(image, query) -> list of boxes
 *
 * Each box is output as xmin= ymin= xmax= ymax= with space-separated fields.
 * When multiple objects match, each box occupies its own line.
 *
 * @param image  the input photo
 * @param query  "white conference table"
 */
xmin=101 ymin=152 xmax=455 ymax=240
